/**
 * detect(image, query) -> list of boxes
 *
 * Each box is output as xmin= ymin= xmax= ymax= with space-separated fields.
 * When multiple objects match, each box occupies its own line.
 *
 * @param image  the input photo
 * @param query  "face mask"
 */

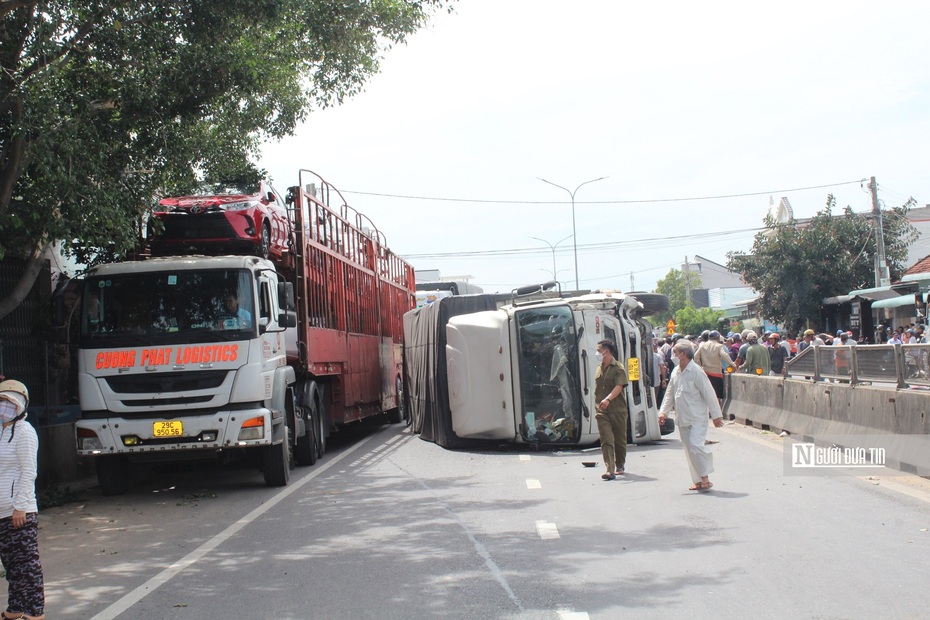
xmin=671 ymin=353 xmax=680 ymax=365
xmin=0 ymin=400 xmax=19 ymax=423
xmin=595 ymin=352 xmax=604 ymax=362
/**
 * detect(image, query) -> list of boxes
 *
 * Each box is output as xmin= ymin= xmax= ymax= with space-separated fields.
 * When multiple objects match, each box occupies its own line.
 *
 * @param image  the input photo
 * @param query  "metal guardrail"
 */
xmin=784 ymin=344 xmax=930 ymax=388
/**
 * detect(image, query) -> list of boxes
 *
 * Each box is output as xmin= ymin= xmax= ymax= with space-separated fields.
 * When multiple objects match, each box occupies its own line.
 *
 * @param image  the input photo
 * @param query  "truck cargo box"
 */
xmin=403 ymin=294 xmax=498 ymax=447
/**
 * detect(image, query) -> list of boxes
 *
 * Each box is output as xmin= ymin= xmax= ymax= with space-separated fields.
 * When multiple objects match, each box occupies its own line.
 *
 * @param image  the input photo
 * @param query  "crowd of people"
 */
xmin=654 ymin=324 xmax=923 ymax=384
xmin=876 ymin=323 xmax=927 ymax=345
xmin=638 ymin=322 xmax=927 ymax=494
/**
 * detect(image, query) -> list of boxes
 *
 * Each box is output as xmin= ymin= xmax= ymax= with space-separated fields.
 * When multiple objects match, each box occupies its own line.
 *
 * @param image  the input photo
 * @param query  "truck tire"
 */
xmin=96 ymin=455 xmax=132 ymax=496
xmin=295 ymin=402 xmax=318 ymax=466
xmin=314 ymin=403 xmax=326 ymax=459
xmin=263 ymin=426 xmax=292 ymax=487
xmin=387 ymin=376 xmax=405 ymax=424
xmin=627 ymin=292 xmax=669 ymax=315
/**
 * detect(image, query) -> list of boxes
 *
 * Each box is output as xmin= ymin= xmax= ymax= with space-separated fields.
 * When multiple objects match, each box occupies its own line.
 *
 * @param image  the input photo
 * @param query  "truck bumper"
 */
xmin=75 ymin=407 xmax=276 ymax=456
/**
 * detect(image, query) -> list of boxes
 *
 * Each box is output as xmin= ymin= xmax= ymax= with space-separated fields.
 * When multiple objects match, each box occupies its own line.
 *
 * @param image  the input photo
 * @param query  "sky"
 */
xmin=261 ymin=1 xmax=930 ymax=295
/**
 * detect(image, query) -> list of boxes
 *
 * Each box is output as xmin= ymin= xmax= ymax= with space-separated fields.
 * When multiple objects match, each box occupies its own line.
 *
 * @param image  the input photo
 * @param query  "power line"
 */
xmin=344 ymin=180 xmax=865 ymax=205
xmin=402 ymin=226 xmax=762 ymax=259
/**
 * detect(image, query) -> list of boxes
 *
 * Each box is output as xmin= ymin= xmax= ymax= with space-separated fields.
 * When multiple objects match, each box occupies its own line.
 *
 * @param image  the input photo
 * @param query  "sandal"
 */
xmin=601 ymin=473 xmax=616 ymax=481
xmin=689 ymin=481 xmax=713 ymax=491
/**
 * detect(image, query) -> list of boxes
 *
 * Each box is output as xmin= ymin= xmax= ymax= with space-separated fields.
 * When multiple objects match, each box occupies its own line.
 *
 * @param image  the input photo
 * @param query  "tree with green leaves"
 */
xmin=653 ymin=267 xmax=703 ymax=326
xmin=0 ymin=0 xmax=452 ymax=320
xmin=727 ymin=195 xmax=918 ymax=333
xmin=673 ymin=305 xmax=724 ymax=336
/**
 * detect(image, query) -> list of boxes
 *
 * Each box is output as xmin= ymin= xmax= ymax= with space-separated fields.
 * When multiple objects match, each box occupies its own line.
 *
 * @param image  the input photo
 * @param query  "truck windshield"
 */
xmin=81 ymin=269 xmax=256 ymax=346
xmin=514 ymin=305 xmax=581 ymax=443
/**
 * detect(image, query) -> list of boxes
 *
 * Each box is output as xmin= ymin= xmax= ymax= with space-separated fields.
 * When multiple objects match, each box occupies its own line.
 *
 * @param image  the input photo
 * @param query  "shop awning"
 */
xmin=848 ymin=284 xmax=917 ymax=301
xmin=848 ymin=285 xmax=899 ymax=300
xmin=822 ymin=295 xmax=854 ymax=305
xmin=871 ymin=294 xmax=917 ymax=309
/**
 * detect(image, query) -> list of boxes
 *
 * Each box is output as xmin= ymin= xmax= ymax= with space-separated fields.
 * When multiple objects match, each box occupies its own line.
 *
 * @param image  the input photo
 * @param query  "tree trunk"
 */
xmin=0 ymin=241 xmax=50 ymax=321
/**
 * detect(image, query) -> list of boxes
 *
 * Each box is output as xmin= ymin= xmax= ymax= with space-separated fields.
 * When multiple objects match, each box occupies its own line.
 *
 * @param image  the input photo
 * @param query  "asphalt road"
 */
xmin=11 ymin=421 xmax=930 ymax=619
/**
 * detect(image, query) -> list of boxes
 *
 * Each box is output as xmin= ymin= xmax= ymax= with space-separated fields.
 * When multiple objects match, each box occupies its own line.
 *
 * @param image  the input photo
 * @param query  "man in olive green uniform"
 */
xmin=594 ymin=339 xmax=629 ymax=480
xmin=742 ymin=332 xmax=771 ymax=376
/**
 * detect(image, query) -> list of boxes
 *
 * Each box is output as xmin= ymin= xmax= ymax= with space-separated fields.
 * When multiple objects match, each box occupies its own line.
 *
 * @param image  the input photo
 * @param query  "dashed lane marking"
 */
xmin=535 ymin=520 xmax=560 ymax=539
xmin=526 ymin=479 xmax=541 ymax=489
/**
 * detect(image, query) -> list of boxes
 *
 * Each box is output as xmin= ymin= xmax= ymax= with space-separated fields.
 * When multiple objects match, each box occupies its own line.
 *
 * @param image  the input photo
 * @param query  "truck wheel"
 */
xmin=312 ymin=402 xmax=326 ymax=459
xmin=294 ymin=403 xmax=318 ymax=466
xmin=96 ymin=455 xmax=131 ymax=496
xmin=263 ymin=427 xmax=291 ymax=487
xmin=387 ymin=377 xmax=405 ymax=424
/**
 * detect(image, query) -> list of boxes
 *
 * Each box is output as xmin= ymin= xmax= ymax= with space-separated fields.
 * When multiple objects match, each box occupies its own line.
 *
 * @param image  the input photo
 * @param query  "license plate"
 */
xmin=154 ymin=420 xmax=183 ymax=437
xmin=627 ymin=357 xmax=640 ymax=381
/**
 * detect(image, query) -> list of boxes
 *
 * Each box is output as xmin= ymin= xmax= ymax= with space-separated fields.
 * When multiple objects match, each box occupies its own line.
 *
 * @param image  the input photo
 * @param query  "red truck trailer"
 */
xmin=76 ymin=170 xmax=414 ymax=493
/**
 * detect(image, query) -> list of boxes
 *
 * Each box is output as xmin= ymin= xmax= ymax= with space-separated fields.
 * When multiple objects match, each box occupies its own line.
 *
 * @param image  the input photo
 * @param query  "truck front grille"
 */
xmin=105 ymin=370 xmax=229 ymax=394
xmin=121 ymin=395 xmax=214 ymax=407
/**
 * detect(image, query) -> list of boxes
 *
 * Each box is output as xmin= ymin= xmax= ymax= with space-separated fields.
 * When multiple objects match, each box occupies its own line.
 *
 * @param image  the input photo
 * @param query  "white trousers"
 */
xmin=679 ymin=423 xmax=714 ymax=482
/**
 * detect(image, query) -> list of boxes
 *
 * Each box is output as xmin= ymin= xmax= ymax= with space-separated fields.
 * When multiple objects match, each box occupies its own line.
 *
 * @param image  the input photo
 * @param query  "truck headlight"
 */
xmin=237 ymin=416 xmax=265 ymax=441
xmin=77 ymin=427 xmax=103 ymax=451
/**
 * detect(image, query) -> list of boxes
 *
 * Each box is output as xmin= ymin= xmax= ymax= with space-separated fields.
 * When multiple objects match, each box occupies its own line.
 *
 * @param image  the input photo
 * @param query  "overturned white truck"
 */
xmin=403 ymin=285 xmax=672 ymax=448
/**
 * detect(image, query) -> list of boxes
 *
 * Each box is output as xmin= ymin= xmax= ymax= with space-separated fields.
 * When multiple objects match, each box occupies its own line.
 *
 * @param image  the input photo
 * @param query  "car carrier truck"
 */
xmin=403 ymin=285 xmax=670 ymax=448
xmin=75 ymin=170 xmax=414 ymax=494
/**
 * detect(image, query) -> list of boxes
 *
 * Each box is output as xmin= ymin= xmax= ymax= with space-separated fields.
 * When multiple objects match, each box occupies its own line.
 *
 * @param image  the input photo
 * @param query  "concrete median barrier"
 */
xmin=727 ymin=374 xmax=930 ymax=475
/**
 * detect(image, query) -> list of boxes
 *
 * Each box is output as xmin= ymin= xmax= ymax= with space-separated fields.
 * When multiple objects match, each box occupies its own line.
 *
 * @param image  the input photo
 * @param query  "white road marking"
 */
xmin=526 ymin=479 xmax=542 ymax=489
xmin=91 ymin=429 xmax=400 ymax=620
xmin=558 ymin=611 xmax=590 ymax=620
xmin=535 ymin=520 xmax=560 ymax=539
xmin=519 ymin=454 xmax=531 ymax=461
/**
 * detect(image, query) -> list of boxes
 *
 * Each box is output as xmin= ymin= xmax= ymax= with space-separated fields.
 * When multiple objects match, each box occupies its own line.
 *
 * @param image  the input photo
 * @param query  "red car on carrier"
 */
xmin=149 ymin=180 xmax=290 ymax=260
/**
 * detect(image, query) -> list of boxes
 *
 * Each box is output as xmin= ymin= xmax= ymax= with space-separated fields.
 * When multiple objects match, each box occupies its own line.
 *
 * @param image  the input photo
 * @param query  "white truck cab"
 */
xmin=433 ymin=290 xmax=665 ymax=447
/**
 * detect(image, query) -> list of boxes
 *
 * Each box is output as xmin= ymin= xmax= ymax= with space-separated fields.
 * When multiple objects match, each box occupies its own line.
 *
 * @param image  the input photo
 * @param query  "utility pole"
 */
xmin=683 ymin=256 xmax=691 ymax=305
xmin=538 ymin=176 xmax=608 ymax=291
xmin=870 ymin=176 xmax=889 ymax=286
xmin=630 ymin=271 xmax=634 ymax=291
xmin=531 ymin=235 xmax=572 ymax=284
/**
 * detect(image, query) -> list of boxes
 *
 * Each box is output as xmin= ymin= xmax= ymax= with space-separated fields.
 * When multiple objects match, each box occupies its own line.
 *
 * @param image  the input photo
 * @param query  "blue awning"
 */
xmin=871 ymin=294 xmax=917 ymax=309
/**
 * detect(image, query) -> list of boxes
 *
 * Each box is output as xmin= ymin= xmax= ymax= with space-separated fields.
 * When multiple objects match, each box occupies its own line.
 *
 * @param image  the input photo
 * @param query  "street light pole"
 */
xmin=538 ymin=176 xmax=608 ymax=291
xmin=531 ymin=234 xmax=573 ymax=283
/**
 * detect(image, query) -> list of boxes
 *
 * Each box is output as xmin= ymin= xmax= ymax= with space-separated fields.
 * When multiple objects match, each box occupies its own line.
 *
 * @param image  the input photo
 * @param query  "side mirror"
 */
xmin=278 ymin=311 xmax=297 ymax=328
xmin=278 ymin=282 xmax=295 ymax=311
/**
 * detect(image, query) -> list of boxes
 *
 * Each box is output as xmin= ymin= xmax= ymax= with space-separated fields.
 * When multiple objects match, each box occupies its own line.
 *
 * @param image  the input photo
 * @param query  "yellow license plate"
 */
xmin=627 ymin=357 xmax=640 ymax=381
xmin=154 ymin=420 xmax=183 ymax=437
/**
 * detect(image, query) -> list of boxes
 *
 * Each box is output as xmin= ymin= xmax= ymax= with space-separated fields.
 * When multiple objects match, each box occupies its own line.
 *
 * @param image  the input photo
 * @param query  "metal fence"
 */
xmin=785 ymin=344 xmax=930 ymax=388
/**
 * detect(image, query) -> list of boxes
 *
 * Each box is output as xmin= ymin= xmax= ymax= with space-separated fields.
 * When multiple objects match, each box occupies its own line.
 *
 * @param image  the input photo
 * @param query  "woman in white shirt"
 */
xmin=0 ymin=380 xmax=44 ymax=620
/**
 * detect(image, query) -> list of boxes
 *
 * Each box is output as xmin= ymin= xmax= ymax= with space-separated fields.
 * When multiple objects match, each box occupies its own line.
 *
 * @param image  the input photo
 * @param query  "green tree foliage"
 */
xmin=674 ymin=305 xmax=724 ymax=336
xmin=727 ymin=195 xmax=918 ymax=333
xmin=0 ymin=0 xmax=452 ymax=319
xmin=653 ymin=267 xmax=703 ymax=325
